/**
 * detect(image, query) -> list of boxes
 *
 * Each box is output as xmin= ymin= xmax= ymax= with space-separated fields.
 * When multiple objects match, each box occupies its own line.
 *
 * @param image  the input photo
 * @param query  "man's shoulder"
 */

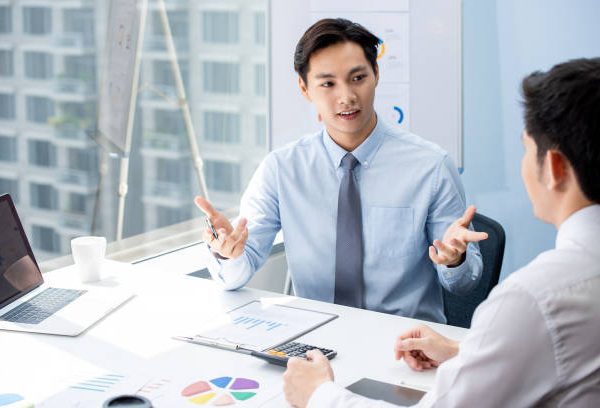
xmin=502 ymin=245 xmax=600 ymax=302
xmin=266 ymin=130 xmax=324 ymax=163
xmin=378 ymin=121 xmax=448 ymax=162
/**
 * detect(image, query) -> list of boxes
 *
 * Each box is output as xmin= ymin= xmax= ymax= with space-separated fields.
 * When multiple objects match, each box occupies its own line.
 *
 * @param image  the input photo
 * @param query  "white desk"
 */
xmin=1 ymin=259 xmax=467 ymax=407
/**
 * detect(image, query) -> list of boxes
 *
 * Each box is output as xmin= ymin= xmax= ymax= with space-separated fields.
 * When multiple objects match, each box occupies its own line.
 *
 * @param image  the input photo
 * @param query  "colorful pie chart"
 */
xmin=181 ymin=377 xmax=260 ymax=405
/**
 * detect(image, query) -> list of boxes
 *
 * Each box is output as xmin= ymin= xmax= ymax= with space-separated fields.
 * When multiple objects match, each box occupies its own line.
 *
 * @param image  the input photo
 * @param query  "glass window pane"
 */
xmin=31 ymin=225 xmax=60 ymax=253
xmin=26 ymin=96 xmax=54 ymax=123
xmin=0 ymin=50 xmax=13 ymax=77
xmin=205 ymin=160 xmax=241 ymax=193
xmin=0 ymin=177 xmax=19 ymax=202
xmin=202 ymin=11 xmax=239 ymax=43
xmin=202 ymin=61 xmax=240 ymax=94
xmin=203 ymin=111 xmax=240 ymax=144
xmin=0 ymin=135 xmax=17 ymax=162
xmin=24 ymin=52 xmax=54 ymax=79
xmin=0 ymin=6 xmax=12 ymax=34
xmin=30 ymin=182 xmax=58 ymax=210
xmin=0 ymin=93 xmax=15 ymax=120
xmin=28 ymin=139 xmax=57 ymax=167
xmin=23 ymin=7 xmax=52 ymax=35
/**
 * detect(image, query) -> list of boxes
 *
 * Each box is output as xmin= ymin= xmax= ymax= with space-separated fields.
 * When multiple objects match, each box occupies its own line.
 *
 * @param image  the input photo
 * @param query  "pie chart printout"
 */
xmin=181 ymin=376 xmax=260 ymax=405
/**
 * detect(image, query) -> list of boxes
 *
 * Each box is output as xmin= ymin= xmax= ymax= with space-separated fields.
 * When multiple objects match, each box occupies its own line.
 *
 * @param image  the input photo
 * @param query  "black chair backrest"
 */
xmin=443 ymin=212 xmax=505 ymax=328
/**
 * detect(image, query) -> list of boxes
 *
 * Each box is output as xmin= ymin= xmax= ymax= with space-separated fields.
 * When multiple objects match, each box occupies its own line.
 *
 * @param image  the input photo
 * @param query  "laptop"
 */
xmin=0 ymin=193 xmax=133 ymax=336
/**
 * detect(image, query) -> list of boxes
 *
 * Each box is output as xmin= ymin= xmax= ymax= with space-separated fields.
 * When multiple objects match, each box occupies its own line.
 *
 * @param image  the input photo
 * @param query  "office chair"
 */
xmin=443 ymin=212 xmax=505 ymax=328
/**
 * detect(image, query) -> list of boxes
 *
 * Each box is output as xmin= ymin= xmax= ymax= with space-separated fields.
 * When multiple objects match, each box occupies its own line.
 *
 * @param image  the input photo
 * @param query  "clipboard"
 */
xmin=174 ymin=300 xmax=338 ymax=353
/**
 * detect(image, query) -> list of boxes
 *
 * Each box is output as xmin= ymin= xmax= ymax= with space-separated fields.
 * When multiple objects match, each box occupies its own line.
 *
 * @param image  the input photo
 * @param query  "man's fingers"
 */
xmin=462 ymin=230 xmax=489 ymax=243
xmin=306 ymin=349 xmax=326 ymax=362
xmin=396 ymin=337 xmax=426 ymax=352
xmin=449 ymin=238 xmax=467 ymax=253
xmin=428 ymin=246 xmax=442 ymax=264
xmin=458 ymin=205 xmax=477 ymax=227
xmin=194 ymin=196 xmax=218 ymax=217
xmin=433 ymin=239 xmax=458 ymax=260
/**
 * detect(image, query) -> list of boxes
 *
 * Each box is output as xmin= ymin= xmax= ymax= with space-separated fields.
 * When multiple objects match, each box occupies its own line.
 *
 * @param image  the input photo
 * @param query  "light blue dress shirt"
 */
xmin=207 ymin=117 xmax=482 ymax=323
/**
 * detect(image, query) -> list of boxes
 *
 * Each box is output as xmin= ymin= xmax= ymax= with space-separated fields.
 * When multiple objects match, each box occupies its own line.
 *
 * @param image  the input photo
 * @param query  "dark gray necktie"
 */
xmin=334 ymin=153 xmax=364 ymax=308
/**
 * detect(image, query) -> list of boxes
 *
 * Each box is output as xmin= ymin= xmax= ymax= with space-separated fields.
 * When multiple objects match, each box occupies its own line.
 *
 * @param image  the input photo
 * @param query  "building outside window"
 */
xmin=23 ymin=7 xmax=52 ymax=35
xmin=0 ymin=50 xmax=13 ymax=77
xmin=203 ymin=111 xmax=240 ymax=144
xmin=202 ymin=11 xmax=239 ymax=43
xmin=0 ymin=6 xmax=12 ymax=34
xmin=0 ymin=178 xmax=18 ymax=202
xmin=30 ymin=182 xmax=58 ymax=210
xmin=31 ymin=225 xmax=60 ymax=253
xmin=1 ymin=0 xmax=268 ymax=261
xmin=0 ymin=93 xmax=15 ymax=120
xmin=202 ymin=61 xmax=240 ymax=94
xmin=205 ymin=160 xmax=241 ymax=193
xmin=26 ymin=96 xmax=54 ymax=124
xmin=28 ymin=139 xmax=56 ymax=167
xmin=24 ymin=52 xmax=54 ymax=79
xmin=0 ymin=135 xmax=17 ymax=162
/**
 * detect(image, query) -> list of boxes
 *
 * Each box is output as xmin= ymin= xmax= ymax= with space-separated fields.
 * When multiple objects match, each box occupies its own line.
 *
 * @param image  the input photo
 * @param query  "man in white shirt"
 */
xmin=283 ymin=58 xmax=600 ymax=407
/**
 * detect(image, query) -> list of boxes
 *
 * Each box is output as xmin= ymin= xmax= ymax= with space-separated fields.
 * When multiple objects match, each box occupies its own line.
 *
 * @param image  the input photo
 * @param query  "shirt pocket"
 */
xmin=365 ymin=206 xmax=415 ymax=258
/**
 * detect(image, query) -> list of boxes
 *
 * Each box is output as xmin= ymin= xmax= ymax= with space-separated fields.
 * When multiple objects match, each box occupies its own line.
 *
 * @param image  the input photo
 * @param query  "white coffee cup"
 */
xmin=71 ymin=236 xmax=107 ymax=283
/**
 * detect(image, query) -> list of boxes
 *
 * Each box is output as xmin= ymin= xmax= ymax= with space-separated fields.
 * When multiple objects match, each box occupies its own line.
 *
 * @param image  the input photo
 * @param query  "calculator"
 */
xmin=250 ymin=341 xmax=337 ymax=367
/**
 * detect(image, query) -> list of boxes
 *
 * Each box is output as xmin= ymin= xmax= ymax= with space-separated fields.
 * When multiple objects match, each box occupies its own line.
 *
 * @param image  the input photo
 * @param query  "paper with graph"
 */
xmin=192 ymin=301 xmax=337 ymax=351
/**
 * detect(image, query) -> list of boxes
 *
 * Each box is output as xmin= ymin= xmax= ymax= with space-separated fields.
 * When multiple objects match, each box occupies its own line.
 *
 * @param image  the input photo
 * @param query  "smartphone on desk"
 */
xmin=346 ymin=378 xmax=426 ymax=406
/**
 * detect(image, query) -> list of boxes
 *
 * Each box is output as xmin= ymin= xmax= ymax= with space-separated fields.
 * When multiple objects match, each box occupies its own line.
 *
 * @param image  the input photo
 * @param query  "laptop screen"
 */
xmin=0 ymin=194 xmax=43 ymax=309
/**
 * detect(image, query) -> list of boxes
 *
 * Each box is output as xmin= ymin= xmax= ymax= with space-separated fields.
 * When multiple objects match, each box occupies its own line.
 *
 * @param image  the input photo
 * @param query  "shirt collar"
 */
xmin=321 ymin=115 xmax=386 ymax=170
xmin=556 ymin=204 xmax=600 ymax=249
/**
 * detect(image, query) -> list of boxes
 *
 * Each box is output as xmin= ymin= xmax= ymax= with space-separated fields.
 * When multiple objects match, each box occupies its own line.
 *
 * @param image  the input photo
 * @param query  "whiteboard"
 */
xmin=270 ymin=0 xmax=463 ymax=167
xmin=96 ymin=0 xmax=144 ymax=154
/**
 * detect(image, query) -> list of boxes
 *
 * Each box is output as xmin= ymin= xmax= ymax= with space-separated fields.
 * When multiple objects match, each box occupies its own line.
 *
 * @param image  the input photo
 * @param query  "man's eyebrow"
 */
xmin=313 ymin=65 xmax=368 ymax=80
xmin=314 ymin=72 xmax=335 ymax=79
xmin=348 ymin=65 xmax=368 ymax=76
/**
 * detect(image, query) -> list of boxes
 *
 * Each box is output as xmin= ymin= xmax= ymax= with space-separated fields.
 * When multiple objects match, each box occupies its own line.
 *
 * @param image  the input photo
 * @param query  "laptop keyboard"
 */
xmin=0 ymin=288 xmax=87 ymax=325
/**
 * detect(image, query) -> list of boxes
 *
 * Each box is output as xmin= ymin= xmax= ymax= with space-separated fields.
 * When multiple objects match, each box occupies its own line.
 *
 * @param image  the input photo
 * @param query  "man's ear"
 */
xmin=298 ymin=76 xmax=311 ymax=102
xmin=545 ymin=149 xmax=569 ymax=192
xmin=374 ymin=63 xmax=379 ymax=86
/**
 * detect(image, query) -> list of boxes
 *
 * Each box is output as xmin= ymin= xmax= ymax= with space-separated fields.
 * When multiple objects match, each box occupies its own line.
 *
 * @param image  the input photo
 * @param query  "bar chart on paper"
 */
xmin=194 ymin=301 xmax=337 ymax=351
xmin=232 ymin=316 xmax=285 ymax=332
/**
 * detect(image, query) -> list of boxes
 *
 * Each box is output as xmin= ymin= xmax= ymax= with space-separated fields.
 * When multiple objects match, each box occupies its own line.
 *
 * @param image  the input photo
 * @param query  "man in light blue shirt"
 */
xmin=196 ymin=18 xmax=486 ymax=323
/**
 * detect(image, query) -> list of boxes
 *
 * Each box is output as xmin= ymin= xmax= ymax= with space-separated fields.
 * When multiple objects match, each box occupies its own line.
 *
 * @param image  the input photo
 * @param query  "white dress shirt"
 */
xmin=309 ymin=204 xmax=600 ymax=407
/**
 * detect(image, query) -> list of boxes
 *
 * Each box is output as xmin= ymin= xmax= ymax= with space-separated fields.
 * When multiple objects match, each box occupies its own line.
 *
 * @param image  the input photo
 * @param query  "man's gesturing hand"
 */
xmin=195 ymin=196 xmax=248 ymax=259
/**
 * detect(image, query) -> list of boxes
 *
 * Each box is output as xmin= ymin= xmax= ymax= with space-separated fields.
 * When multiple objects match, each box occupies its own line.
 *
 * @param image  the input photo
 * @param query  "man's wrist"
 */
xmin=447 ymin=251 xmax=466 ymax=268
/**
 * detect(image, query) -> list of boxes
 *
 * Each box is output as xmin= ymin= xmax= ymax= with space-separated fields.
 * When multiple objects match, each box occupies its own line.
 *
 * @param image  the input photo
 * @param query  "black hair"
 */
xmin=294 ymin=18 xmax=380 ymax=84
xmin=522 ymin=57 xmax=600 ymax=203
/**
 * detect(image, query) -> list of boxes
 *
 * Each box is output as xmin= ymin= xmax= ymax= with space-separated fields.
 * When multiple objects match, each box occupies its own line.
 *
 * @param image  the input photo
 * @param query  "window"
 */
xmin=63 ymin=55 xmax=96 ymax=82
xmin=67 ymin=193 xmax=87 ymax=214
xmin=254 ymin=64 xmax=266 ymax=96
xmin=202 ymin=11 xmax=239 ymax=43
xmin=152 ymin=11 xmax=188 ymax=38
xmin=254 ymin=12 xmax=266 ymax=45
xmin=63 ymin=8 xmax=94 ymax=46
xmin=156 ymin=158 xmax=190 ymax=184
xmin=254 ymin=115 xmax=267 ymax=147
xmin=68 ymin=148 xmax=97 ymax=172
xmin=205 ymin=160 xmax=241 ymax=193
xmin=0 ymin=135 xmax=17 ymax=162
xmin=154 ymin=109 xmax=184 ymax=134
xmin=0 ymin=6 xmax=11 ymax=34
xmin=23 ymin=7 xmax=52 ymax=35
xmin=203 ymin=111 xmax=240 ymax=143
xmin=31 ymin=225 xmax=60 ymax=253
xmin=24 ymin=52 xmax=53 ymax=79
xmin=0 ymin=93 xmax=15 ymax=120
xmin=156 ymin=206 xmax=191 ymax=228
xmin=0 ymin=50 xmax=13 ymax=77
xmin=0 ymin=178 xmax=18 ymax=202
xmin=203 ymin=61 xmax=239 ymax=94
xmin=28 ymin=139 xmax=56 ymax=167
xmin=153 ymin=60 xmax=188 ymax=89
xmin=26 ymin=96 xmax=54 ymax=123
xmin=30 ymin=182 xmax=58 ymax=210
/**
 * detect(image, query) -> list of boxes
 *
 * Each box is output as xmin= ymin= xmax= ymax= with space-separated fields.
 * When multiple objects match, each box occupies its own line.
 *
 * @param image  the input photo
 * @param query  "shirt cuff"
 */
xmin=307 ymin=381 xmax=346 ymax=408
